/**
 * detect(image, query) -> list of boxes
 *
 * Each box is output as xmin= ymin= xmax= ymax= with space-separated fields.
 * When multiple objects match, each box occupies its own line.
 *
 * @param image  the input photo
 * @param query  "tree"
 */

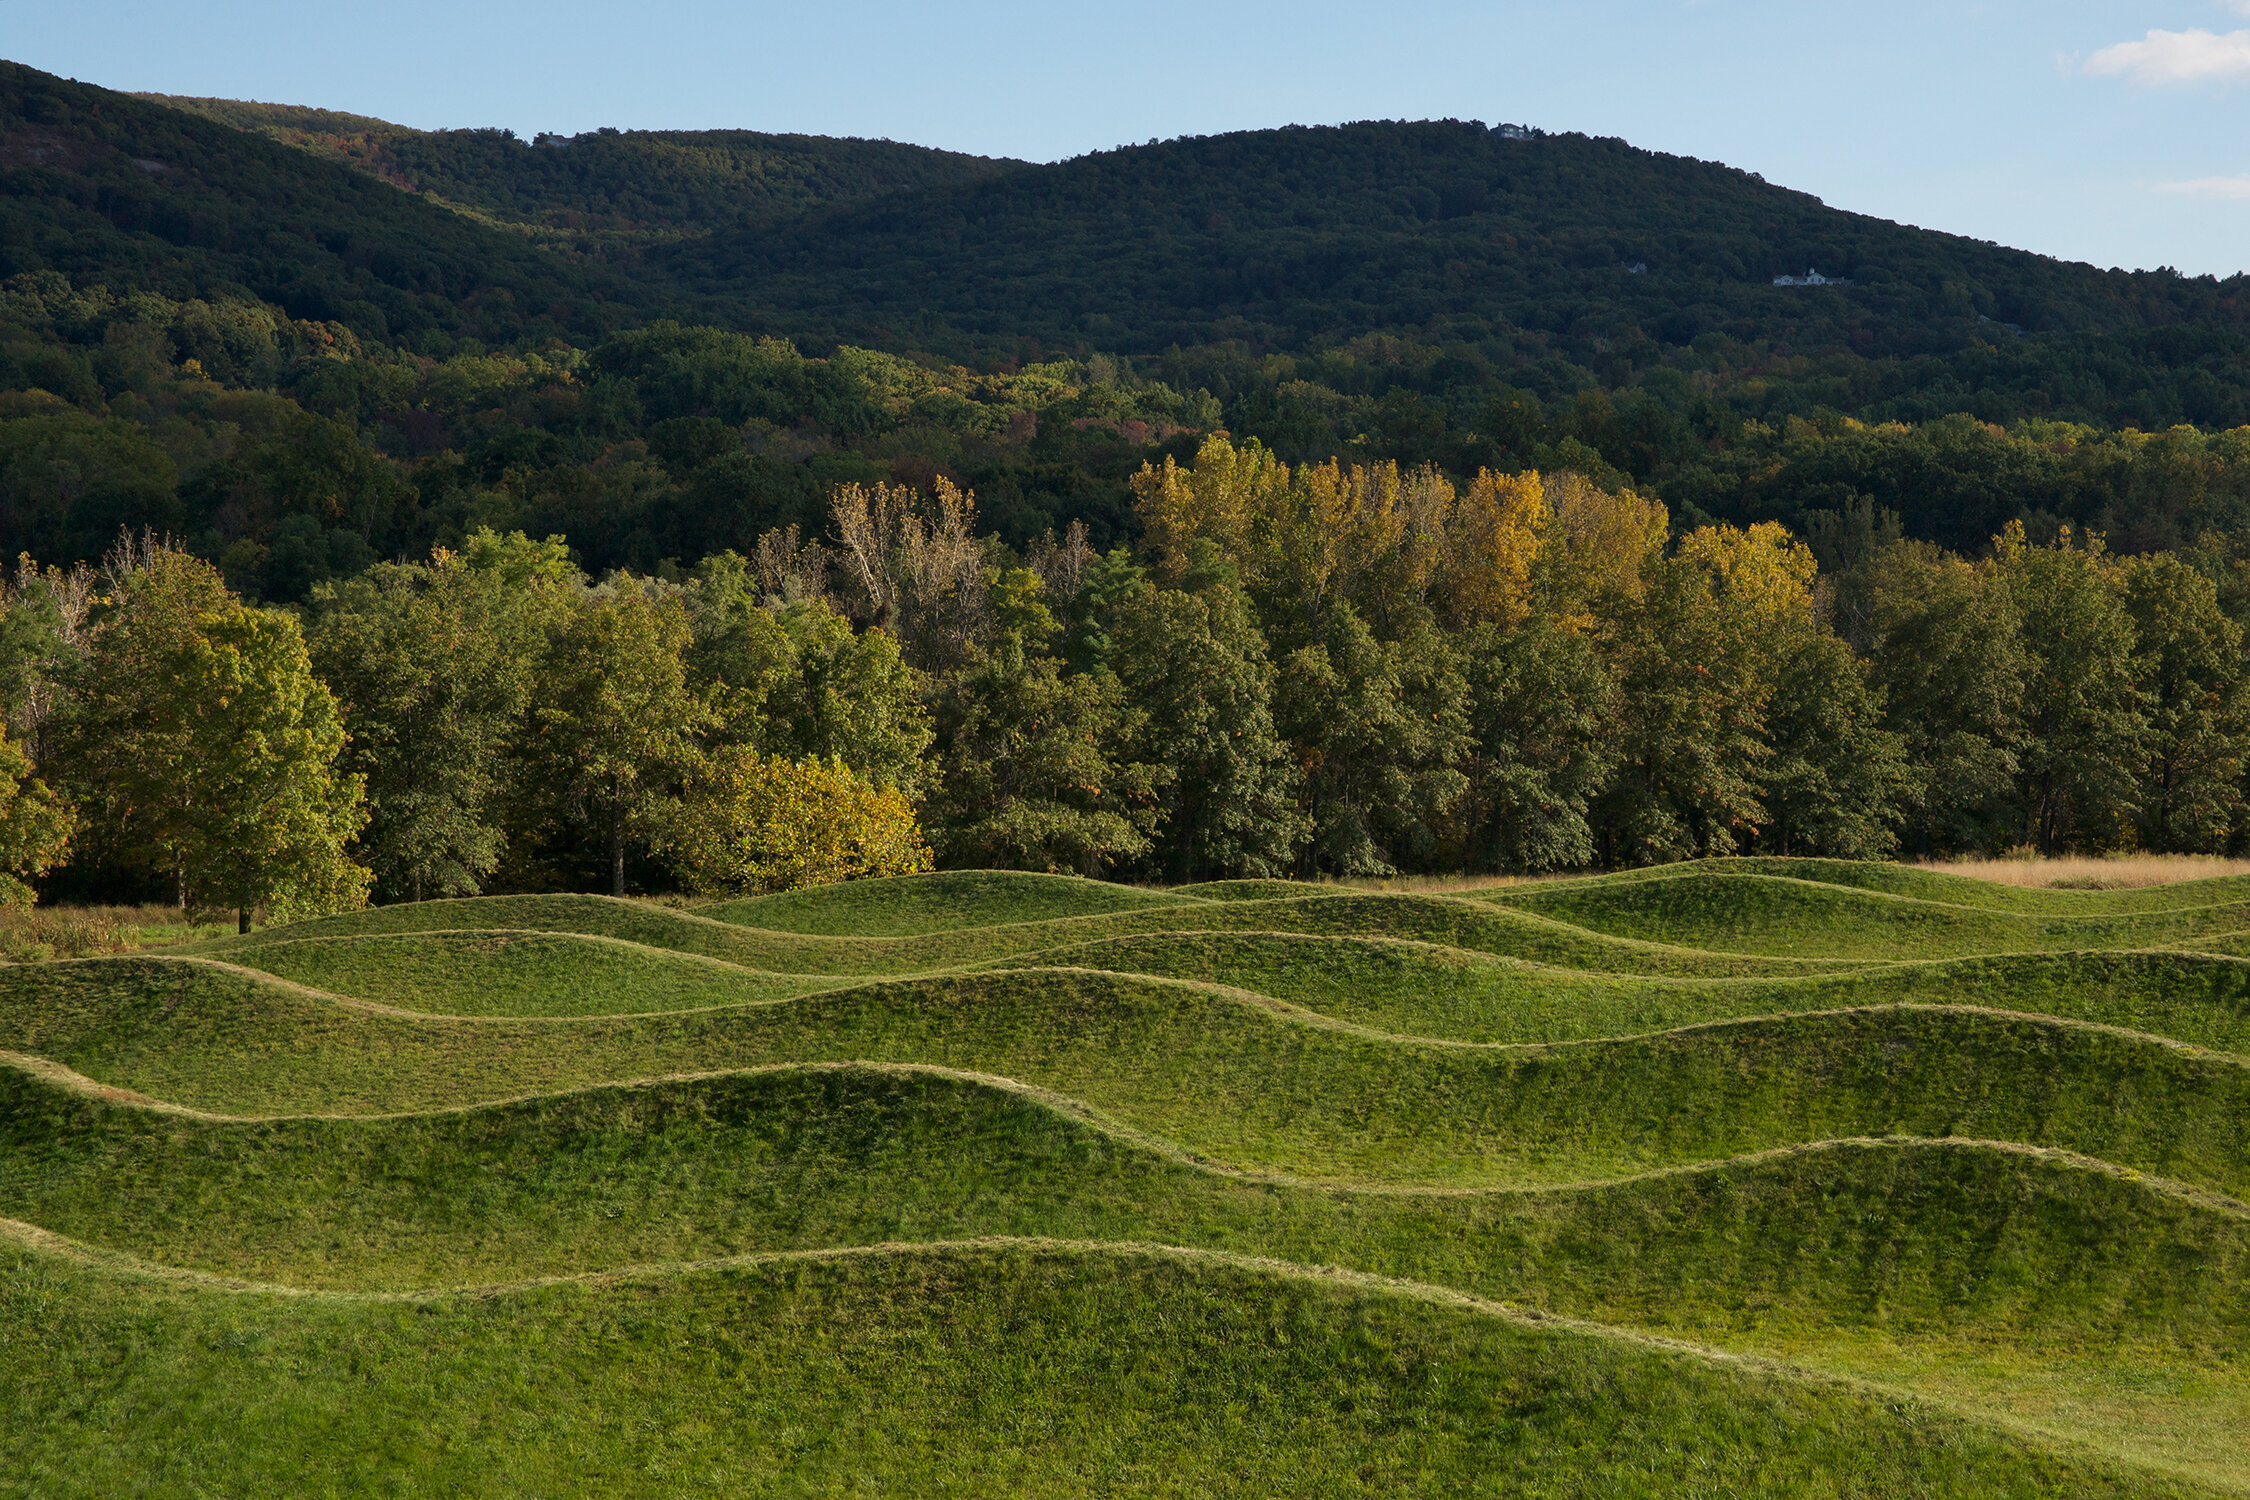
xmin=1129 ymin=434 xmax=1288 ymax=586
xmin=1859 ymin=540 xmax=2024 ymax=856
xmin=1532 ymin=474 xmax=1669 ymax=636
xmin=0 ymin=726 xmax=74 ymax=905
xmin=1761 ymin=632 xmax=1912 ymax=858
xmin=59 ymin=544 xmax=368 ymax=926
xmin=1592 ymin=550 xmax=1775 ymax=865
xmin=168 ymin=608 xmax=373 ymax=929
xmin=1108 ymin=563 xmax=1306 ymax=881
xmin=2119 ymin=552 xmax=2248 ymax=852
xmin=684 ymin=552 xmax=934 ymax=796
xmin=1434 ymin=468 xmax=1548 ymax=629
xmin=1273 ymin=603 xmax=1470 ymax=876
xmin=307 ymin=533 xmax=565 ymax=901
xmin=1456 ymin=619 xmax=1616 ymax=874
xmin=1995 ymin=523 xmax=2147 ymax=853
xmin=668 ymin=748 xmax=931 ymax=895
xmin=528 ymin=584 xmax=714 ymax=897
xmin=925 ymin=568 xmax=1167 ymax=874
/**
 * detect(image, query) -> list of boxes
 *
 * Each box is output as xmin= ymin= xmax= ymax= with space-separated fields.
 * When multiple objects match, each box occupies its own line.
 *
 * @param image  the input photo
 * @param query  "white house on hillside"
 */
xmin=1773 ymin=268 xmax=1851 ymax=287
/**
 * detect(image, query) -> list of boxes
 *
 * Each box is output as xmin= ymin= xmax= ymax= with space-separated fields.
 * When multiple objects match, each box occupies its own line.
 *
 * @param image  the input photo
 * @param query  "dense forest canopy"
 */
xmin=4 ymin=59 xmax=2250 ymax=906
xmin=136 ymin=93 xmax=1023 ymax=246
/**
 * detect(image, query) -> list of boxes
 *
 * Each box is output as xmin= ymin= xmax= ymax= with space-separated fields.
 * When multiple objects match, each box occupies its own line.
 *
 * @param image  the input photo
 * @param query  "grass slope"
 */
xmin=0 ymin=1235 xmax=2212 ymax=1499
xmin=15 ymin=856 xmax=2250 ymax=1493
xmin=999 ymin=932 xmax=2250 ymax=1050
xmin=196 ymin=890 xmax=1861 ymax=978
xmin=6 ymin=960 xmax=2249 ymax=1194
xmin=6 ymin=1056 xmax=2243 ymax=1337
xmin=1489 ymin=869 xmax=2250 ymax=958
xmin=221 ymin=930 xmax=838 ymax=1016
xmin=701 ymin=870 xmax=1204 ymax=936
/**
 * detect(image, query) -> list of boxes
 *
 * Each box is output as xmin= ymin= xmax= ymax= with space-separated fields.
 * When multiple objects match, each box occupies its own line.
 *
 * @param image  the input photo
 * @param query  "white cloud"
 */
xmin=2085 ymin=28 xmax=2250 ymax=84
xmin=2161 ymin=175 xmax=2250 ymax=199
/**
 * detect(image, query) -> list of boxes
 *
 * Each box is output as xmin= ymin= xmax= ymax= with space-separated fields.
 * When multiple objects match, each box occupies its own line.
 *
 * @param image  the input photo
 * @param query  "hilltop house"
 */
xmin=1773 ymin=268 xmax=1851 ymax=287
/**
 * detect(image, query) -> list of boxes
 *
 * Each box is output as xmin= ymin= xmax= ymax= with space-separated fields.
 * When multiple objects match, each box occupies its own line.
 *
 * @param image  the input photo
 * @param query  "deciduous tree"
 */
xmin=669 ymin=749 xmax=930 ymax=894
xmin=528 ymin=584 xmax=713 ymax=897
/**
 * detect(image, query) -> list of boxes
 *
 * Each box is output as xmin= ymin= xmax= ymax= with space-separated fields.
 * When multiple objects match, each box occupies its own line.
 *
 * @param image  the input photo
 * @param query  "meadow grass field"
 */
xmin=5 ymin=860 xmax=2250 ymax=1495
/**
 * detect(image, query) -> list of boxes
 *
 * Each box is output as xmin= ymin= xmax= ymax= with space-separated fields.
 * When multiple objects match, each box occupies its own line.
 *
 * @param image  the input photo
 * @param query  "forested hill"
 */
xmin=0 ymin=64 xmax=650 ymax=343
xmin=136 ymin=94 xmax=1025 ymax=244
xmin=11 ymin=60 xmax=2248 ymax=431
xmin=668 ymin=119 xmax=2246 ymax=363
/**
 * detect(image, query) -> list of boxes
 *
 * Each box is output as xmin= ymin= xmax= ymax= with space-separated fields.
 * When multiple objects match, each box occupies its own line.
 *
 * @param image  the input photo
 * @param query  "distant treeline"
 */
xmin=7 ymin=273 xmax=2250 ymax=613
xmin=5 ymin=434 xmax=2248 ymax=919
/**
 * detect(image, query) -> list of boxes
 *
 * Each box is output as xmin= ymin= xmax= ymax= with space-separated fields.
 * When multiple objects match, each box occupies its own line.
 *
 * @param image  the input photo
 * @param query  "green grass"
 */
xmin=1487 ymin=868 xmax=2250 ymax=958
xmin=221 ymin=931 xmax=839 ymax=1016
xmin=13 ymin=858 xmax=2250 ymax=1494
xmin=8 ymin=960 xmax=2250 ymax=1194
xmin=0 ymin=1236 xmax=2215 ymax=1498
xmin=7 ymin=1056 xmax=2244 ymax=1342
xmin=702 ymin=869 xmax=1204 ymax=935
xmin=996 ymin=932 xmax=2250 ymax=1050
xmin=196 ymin=889 xmax=1868 ymax=978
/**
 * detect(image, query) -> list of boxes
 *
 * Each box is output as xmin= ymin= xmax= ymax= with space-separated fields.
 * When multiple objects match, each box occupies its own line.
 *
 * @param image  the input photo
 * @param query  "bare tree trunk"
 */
xmin=611 ymin=815 xmax=626 ymax=898
xmin=237 ymin=906 xmax=250 ymax=935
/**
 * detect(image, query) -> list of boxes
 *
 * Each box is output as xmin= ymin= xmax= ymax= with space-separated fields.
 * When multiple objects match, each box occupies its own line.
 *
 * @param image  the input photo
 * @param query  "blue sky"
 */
xmin=7 ymin=0 xmax=2249 ymax=276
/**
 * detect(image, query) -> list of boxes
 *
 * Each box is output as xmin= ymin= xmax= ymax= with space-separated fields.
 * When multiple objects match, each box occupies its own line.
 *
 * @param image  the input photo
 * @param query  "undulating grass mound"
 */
xmin=0 ymin=1235 xmax=2212 ymax=1499
xmin=8 ymin=962 xmax=2249 ymax=1194
xmin=8 ymin=1055 xmax=2245 ymax=1347
xmin=221 ymin=930 xmax=839 ymax=1016
xmin=197 ymin=889 xmax=1867 ymax=978
xmin=16 ymin=856 xmax=2250 ymax=1494
xmin=999 ymin=933 xmax=2250 ymax=1050
xmin=1489 ymin=869 xmax=2250 ymax=959
xmin=702 ymin=869 xmax=1203 ymax=935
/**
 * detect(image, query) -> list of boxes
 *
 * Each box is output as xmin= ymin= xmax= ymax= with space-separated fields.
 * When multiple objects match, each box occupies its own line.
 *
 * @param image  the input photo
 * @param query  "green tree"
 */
xmin=2118 ymin=552 xmax=2248 ymax=852
xmin=1859 ymin=540 xmax=2024 ymax=856
xmin=171 ymin=608 xmax=373 ymax=929
xmin=1109 ymin=565 xmax=1305 ymax=881
xmin=685 ymin=553 xmax=932 ymax=795
xmin=60 ymin=547 xmax=368 ymax=927
xmin=1272 ymin=604 xmax=1470 ymax=875
xmin=1590 ymin=548 xmax=1779 ymax=865
xmin=527 ymin=584 xmax=714 ymax=897
xmin=1995 ymin=524 xmax=2147 ymax=853
xmin=1455 ymin=619 xmax=1617 ymax=874
xmin=925 ymin=568 xmax=1167 ymax=874
xmin=1761 ymin=632 xmax=1912 ymax=859
xmin=307 ymin=532 xmax=566 ymax=901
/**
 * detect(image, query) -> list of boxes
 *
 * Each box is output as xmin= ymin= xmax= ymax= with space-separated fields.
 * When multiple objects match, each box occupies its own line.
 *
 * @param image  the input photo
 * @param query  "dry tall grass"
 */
xmin=1919 ymin=854 xmax=2250 ymax=890
xmin=0 ymin=903 xmax=232 ymax=963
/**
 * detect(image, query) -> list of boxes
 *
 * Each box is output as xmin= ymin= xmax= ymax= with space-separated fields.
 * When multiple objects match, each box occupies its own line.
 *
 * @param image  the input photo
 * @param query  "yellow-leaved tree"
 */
xmin=1129 ymin=434 xmax=1288 ymax=584
xmin=1436 ymin=468 xmax=1549 ymax=628
xmin=1534 ymin=474 xmax=1670 ymax=635
xmin=0 ymin=726 xmax=74 ymax=907
xmin=1674 ymin=521 xmax=1821 ymax=645
xmin=669 ymin=748 xmax=932 ymax=895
